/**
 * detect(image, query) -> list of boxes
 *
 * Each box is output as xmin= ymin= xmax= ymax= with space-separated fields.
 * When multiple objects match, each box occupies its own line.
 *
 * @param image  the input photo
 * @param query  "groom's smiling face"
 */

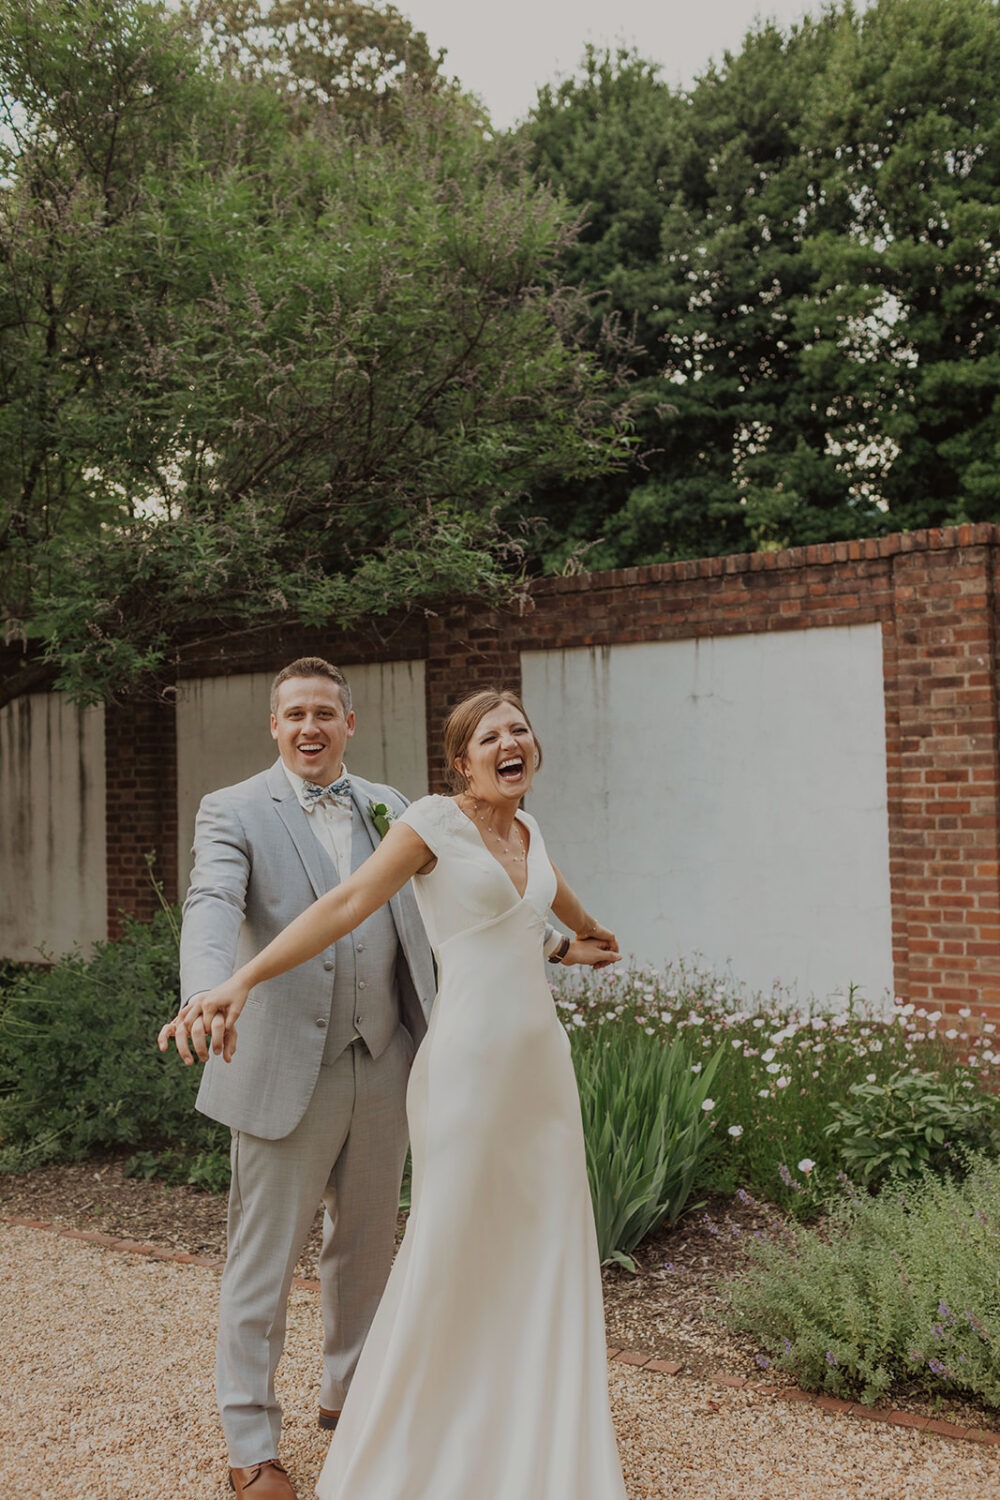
xmin=270 ymin=675 xmax=355 ymax=785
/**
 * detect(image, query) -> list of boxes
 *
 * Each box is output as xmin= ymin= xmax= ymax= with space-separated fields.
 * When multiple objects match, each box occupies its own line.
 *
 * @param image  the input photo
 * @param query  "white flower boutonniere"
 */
xmin=368 ymin=800 xmax=396 ymax=840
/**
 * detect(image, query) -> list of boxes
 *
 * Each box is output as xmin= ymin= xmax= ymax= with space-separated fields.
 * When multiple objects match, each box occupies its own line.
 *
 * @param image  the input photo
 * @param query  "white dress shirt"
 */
xmin=283 ymin=761 xmax=354 ymax=880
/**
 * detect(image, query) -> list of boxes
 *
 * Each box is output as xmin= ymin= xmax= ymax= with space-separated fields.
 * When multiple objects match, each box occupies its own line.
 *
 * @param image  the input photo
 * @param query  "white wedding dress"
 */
xmin=316 ymin=794 xmax=628 ymax=1500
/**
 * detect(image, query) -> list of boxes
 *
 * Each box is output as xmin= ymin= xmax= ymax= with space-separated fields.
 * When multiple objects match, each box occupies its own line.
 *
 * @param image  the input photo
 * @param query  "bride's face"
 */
xmin=457 ymin=703 xmax=537 ymax=805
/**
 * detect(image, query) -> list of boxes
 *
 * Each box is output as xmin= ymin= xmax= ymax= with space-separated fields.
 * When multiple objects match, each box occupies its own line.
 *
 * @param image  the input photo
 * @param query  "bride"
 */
xmin=171 ymin=689 xmax=629 ymax=1500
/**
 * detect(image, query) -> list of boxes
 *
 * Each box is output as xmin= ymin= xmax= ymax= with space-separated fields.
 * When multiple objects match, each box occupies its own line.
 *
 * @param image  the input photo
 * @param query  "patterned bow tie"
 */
xmin=301 ymin=775 xmax=352 ymax=812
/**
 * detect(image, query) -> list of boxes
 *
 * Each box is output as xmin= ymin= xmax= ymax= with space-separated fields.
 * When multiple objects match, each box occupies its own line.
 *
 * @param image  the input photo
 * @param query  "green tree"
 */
xmin=800 ymin=0 xmax=1000 ymax=531
xmin=187 ymin=0 xmax=453 ymax=118
xmin=0 ymin=1 xmax=627 ymax=707
xmin=522 ymin=0 xmax=1000 ymax=565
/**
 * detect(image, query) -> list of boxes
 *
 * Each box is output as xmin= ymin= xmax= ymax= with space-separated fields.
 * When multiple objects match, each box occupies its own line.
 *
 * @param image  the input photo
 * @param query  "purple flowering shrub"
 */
xmin=721 ymin=1153 xmax=1000 ymax=1405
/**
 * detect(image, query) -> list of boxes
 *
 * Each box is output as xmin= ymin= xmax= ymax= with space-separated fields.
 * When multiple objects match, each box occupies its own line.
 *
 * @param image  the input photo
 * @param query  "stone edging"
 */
xmin=5 ymin=1214 xmax=999 ymax=1451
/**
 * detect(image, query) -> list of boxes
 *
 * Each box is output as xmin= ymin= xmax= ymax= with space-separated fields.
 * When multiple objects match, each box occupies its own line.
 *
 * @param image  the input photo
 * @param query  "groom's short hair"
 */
xmin=270 ymin=657 xmax=352 ymax=714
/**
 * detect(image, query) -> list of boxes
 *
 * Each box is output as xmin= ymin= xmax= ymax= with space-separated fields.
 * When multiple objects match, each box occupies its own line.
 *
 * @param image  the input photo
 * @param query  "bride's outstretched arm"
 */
xmin=158 ymin=824 xmax=432 ymax=1066
xmin=548 ymin=860 xmax=617 ymax=954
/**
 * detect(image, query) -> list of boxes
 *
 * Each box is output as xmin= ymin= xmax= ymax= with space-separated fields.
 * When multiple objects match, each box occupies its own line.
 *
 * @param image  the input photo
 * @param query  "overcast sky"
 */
xmin=398 ymin=0 xmax=860 ymax=127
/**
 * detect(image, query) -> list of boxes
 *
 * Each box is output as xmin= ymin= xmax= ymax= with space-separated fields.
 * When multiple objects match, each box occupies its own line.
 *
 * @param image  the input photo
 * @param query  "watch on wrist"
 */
xmin=547 ymin=935 xmax=571 ymax=964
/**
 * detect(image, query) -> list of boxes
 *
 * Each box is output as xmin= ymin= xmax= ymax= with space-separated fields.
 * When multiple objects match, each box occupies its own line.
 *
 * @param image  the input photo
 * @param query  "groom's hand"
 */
xmin=562 ymin=936 xmax=622 ymax=969
xmin=158 ymin=985 xmax=244 ymax=1065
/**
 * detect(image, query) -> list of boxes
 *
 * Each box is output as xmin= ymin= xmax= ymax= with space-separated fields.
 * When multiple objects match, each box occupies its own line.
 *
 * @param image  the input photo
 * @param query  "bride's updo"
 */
xmin=443 ymin=689 xmax=543 ymax=792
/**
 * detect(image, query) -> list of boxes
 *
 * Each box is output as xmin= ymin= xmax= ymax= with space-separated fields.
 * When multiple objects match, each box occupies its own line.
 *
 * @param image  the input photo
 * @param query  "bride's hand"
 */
xmin=575 ymin=919 xmax=617 ymax=953
xmin=560 ymin=936 xmax=621 ymax=969
xmin=157 ymin=978 xmax=250 ymax=1065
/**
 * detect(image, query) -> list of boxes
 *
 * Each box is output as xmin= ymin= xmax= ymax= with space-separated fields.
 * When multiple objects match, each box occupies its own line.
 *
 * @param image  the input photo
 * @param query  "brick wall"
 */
xmin=98 ymin=523 xmax=1000 ymax=1021
xmin=104 ymin=697 xmax=178 ymax=937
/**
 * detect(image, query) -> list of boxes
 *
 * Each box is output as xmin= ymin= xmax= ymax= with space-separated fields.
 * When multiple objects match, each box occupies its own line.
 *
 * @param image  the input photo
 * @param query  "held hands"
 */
xmin=567 ymin=919 xmax=619 ymax=969
xmin=562 ymin=934 xmax=621 ymax=969
xmin=157 ymin=977 xmax=251 ymax=1066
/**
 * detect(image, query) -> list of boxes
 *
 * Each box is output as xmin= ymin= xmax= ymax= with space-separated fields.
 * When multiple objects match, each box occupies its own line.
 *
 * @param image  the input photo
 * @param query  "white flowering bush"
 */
xmin=553 ymin=960 xmax=999 ymax=1218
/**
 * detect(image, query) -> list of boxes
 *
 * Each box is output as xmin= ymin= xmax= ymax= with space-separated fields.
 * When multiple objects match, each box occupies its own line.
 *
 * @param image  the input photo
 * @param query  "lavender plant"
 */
xmin=721 ymin=1154 xmax=1000 ymax=1406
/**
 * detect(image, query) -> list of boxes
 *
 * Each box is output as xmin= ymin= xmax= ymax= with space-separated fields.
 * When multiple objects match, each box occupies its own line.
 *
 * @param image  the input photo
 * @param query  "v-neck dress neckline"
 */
xmin=449 ymin=796 xmax=532 ymax=902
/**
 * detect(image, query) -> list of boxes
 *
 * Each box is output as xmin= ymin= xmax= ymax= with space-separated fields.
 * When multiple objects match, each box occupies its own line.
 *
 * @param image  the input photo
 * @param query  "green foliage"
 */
xmin=0 ymin=911 xmax=226 ymax=1167
xmin=555 ymin=962 xmax=999 ymax=1217
xmin=521 ymin=0 xmax=1000 ymax=565
xmin=0 ymin=0 xmax=629 ymax=708
xmin=825 ymin=1068 xmax=1000 ymax=1188
xmin=189 ymin=0 xmax=452 ymax=120
xmin=124 ymin=1145 xmax=231 ymax=1193
xmin=723 ymin=1155 xmax=1000 ymax=1406
xmin=569 ymin=1019 xmax=725 ymax=1268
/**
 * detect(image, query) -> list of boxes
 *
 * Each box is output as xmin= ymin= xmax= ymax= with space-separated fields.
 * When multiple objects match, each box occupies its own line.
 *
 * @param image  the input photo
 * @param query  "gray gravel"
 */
xmin=3 ymin=1223 xmax=998 ymax=1500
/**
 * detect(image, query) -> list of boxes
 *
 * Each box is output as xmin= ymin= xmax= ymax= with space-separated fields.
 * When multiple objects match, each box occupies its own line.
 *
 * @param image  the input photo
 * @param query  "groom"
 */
xmin=164 ymin=657 xmax=435 ymax=1500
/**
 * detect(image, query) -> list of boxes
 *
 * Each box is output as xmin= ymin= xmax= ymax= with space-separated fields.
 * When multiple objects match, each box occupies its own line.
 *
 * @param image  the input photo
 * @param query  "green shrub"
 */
xmin=825 ymin=1068 xmax=1000 ymax=1189
xmin=722 ymin=1154 xmax=1000 ymax=1406
xmin=568 ymin=1017 xmax=725 ymax=1269
xmin=0 ymin=911 xmax=226 ymax=1169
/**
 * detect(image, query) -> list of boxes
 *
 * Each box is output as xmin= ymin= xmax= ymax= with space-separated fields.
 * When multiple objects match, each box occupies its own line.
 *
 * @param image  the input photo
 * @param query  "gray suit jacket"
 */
xmin=180 ymin=760 xmax=435 ymax=1140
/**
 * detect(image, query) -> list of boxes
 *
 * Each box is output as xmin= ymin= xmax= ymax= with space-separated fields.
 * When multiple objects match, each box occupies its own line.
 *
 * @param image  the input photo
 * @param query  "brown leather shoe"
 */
xmin=318 ymin=1406 xmax=340 ymax=1431
xmin=228 ymin=1459 xmax=296 ymax=1498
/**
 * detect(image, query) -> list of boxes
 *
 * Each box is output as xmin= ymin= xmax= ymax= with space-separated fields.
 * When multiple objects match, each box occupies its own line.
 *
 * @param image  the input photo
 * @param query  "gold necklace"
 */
xmin=462 ymin=797 xmax=526 ymax=863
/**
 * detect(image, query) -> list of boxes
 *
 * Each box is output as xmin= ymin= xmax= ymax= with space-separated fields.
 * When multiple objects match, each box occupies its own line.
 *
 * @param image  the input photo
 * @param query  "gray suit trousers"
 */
xmin=217 ymin=1026 xmax=412 ymax=1466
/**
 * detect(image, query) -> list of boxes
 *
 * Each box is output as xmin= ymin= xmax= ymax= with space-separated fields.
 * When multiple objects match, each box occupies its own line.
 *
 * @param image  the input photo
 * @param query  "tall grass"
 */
xmin=570 ymin=1022 xmax=725 ymax=1268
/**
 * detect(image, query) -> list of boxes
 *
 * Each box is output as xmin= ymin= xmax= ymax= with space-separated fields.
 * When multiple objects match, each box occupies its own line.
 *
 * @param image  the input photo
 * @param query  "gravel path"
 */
xmin=3 ymin=1223 xmax=998 ymax=1500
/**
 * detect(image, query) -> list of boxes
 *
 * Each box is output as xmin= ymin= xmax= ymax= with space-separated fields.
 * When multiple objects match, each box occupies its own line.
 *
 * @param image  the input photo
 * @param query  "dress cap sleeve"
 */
xmin=395 ymin=795 xmax=453 ymax=859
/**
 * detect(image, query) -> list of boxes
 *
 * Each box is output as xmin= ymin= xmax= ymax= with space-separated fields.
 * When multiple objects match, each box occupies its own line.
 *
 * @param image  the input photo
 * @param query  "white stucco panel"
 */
xmin=522 ymin=626 xmax=893 ymax=1009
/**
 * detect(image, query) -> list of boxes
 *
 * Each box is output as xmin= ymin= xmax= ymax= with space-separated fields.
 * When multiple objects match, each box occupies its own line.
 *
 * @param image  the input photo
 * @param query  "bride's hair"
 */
xmin=443 ymin=689 xmax=542 ymax=791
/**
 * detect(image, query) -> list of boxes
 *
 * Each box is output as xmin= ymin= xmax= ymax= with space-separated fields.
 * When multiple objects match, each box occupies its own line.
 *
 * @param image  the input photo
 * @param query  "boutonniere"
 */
xmin=368 ymin=800 xmax=396 ymax=840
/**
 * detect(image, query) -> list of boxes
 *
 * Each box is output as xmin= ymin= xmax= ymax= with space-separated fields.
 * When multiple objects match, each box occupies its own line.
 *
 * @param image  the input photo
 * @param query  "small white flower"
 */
xmin=761 ymin=1048 xmax=776 ymax=1063
xmin=691 ymin=1062 xmax=702 ymax=1074
xmin=701 ymin=1098 xmax=716 ymax=1112
xmin=945 ymin=1028 xmax=958 ymax=1040
xmin=728 ymin=1125 xmax=744 ymax=1139
xmin=766 ymin=1062 xmax=781 ymax=1075
xmin=776 ymin=1076 xmax=790 ymax=1089
xmin=758 ymin=1088 xmax=770 ymax=1098
xmin=798 ymin=1158 xmax=815 ymax=1175
xmin=866 ymin=1073 xmax=877 ymax=1083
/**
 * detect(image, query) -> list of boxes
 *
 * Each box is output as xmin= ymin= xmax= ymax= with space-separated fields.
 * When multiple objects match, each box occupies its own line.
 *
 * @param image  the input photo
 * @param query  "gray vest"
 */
xmin=320 ymin=810 xmax=401 ymax=1065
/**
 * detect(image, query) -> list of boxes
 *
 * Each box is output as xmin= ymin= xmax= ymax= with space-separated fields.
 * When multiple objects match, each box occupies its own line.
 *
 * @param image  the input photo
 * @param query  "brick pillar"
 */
xmin=104 ymin=696 xmax=178 ymax=936
xmin=425 ymin=603 xmax=523 ymax=791
xmin=886 ymin=537 xmax=1000 ymax=1020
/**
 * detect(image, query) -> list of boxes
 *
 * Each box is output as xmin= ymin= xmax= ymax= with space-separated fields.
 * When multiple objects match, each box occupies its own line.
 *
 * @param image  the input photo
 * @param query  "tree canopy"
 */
xmin=0 ymin=0 xmax=628 ymax=705
xmin=521 ymin=0 xmax=1000 ymax=568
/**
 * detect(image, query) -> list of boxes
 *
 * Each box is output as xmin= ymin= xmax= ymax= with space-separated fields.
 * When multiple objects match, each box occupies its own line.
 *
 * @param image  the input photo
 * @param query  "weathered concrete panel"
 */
xmin=0 ymin=695 xmax=106 ymax=960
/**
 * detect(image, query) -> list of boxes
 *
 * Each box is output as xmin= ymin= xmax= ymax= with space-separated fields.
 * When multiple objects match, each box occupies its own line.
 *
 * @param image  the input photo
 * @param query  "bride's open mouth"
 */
xmin=497 ymin=756 xmax=526 ymax=784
